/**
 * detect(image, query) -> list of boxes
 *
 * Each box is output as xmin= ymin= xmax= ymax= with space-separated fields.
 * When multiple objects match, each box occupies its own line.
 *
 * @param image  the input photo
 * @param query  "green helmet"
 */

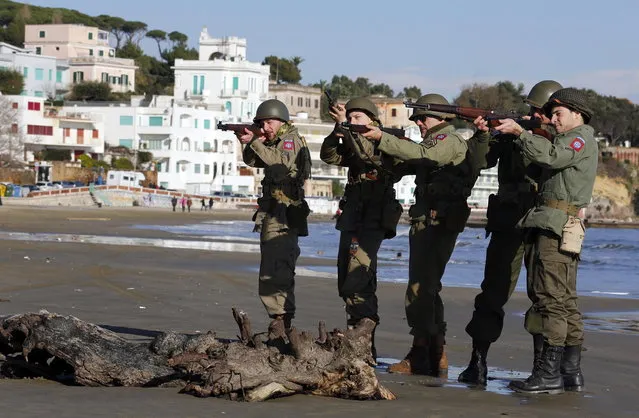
xmin=524 ymin=80 xmax=563 ymax=109
xmin=345 ymin=97 xmax=380 ymax=122
xmin=253 ymin=99 xmax=289 ymax=123
xmin=409 ymin=94 xmax=455 ymax=121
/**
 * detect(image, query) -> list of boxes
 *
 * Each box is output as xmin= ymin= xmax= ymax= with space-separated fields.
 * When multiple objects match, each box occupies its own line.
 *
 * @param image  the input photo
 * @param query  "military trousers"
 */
xmin=406 ymin=221 xmax=459 ymax=338
xmin=465 ymin=229 xmax=532 ymax=342
xmin=337 ymin=228 xmax=385 ymax=326
xmin=523 ymin=229 xmax=583 ymax=346
xmin=258 ymin=222 xmax=300 ymax=319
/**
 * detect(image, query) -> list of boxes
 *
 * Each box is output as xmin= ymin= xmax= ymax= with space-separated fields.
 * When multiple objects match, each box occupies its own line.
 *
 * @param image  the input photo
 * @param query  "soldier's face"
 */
xmin=530 ymin=107 xmax=551 ymax=124
xmin=415 ymin=115 xmax=442 ymax=135
xmin=550 ymin=106 xmax=583 ymax=133
xmin=347 ymin=111 xmax=373 ymax=125
xmin=260 ymin=118 xmax=284 ymax=140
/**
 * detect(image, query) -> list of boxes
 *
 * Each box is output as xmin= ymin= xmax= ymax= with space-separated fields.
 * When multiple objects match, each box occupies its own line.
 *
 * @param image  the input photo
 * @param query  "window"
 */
xmin=314 ymin=99 xmax=319 ymax=109
xmin=101 ymin=72 xmax=109 ymax=82
xmin=290 ymin=96 xmax=293 ymax=105
xmin=120 ymin=115 xmax=133 ymax=126
xmin=194 ymin=164 xmax=201 ymax=174
xmin=203 ymin=141 xmax=211 ymax=151
xmin=35 ymin=68 xmax=44 ymax=81
xmin=149 ymin=116 xmax=163 ymax=126
xmin=56 ymin=70 xmax=62 ymax=83
xmin=203 ymin=119 xmax=211 ymax=129
xmin=232 ymin=76 xmax=239 ymax=90
xmin=77 ymin=129 xmax=84 ymax=140
xmin=204 ymin=165 xmax=210 ymax=174
xmin=99 ymin=50 xmax=104 ymax=57
xmin=11 ymin=102 xmax=18 ymax=109
xmin=192 ymin=75 xmax=198 ymax=95
xmin=88 ymin=32 xmax=93 ymax=40
xmin=199 ymin=75 xmax=205 ymax=94
xmin=391 ymin=108 xmax=397 ymax=117
xmin=72 ymin=71 xmax=84 ymax=83
xmin=34 ymin=91 xmax=43 ymax=97
xmin=48 ymin=69 xmax=52 ymax=81
xmin=27 ymin=102 xmax=41 ymax=111
xmin=39 ymin=31 xmax=45 ymax=38
xmin=63 ymin=128 xmax=70 ymax=137
xmin=298 ymin=97 xmax=303 ymax=106
xmin=27 ymin=125 xmax=53 ymax=136
xmin=89 ymin=49 xmax=93 ymax=56
xmin=194 ymin=119 xmax=198 ymax=129
xmin=35 ymin=47 xmax=41 ymax=55
xmin=92 ymin=129 xmax=99 ymax=138
xmin=23 ymin=67 xmax=28 ymax=78
xmin=306 ymin=98 xmax=310 ymax=107
xmin=119 ymin=139 xmax=133 ymax=148
xmin=122 ymin=74 xmax=129 ymax=86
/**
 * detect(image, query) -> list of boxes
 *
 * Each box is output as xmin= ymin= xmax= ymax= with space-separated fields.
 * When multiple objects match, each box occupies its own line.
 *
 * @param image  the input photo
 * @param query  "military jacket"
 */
xmin=515 ymin=124 xmax=597 ymax=236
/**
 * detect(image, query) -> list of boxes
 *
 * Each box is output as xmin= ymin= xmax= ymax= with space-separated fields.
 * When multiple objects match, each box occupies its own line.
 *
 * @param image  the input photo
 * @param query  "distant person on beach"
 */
xmin=201 ymin=198 xmax=206 ymax=211
xmin=186 ymin=197 xmax=192 ymax=213
xmin=171 ymin=196 xmax=178 ymax=212
xmin=486 ymin=88 xmax=597 ymax=395
xmin=208 ymin=197 xmax=214 ymax=210
xmin=458 ymin=81 xmax=563 ymax=386
xmin=321 ymin=97 xmax=405 ymax=360
xmin=236 ymin=99 xmax=311 ymax=333
xmin=180 ymin=197 xmax=186 ymax=212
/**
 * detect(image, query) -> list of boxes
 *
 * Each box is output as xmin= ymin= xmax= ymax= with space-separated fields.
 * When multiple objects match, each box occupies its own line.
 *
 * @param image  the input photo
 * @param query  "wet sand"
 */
xmin=0 ymin=206 xmax=638 ymax=417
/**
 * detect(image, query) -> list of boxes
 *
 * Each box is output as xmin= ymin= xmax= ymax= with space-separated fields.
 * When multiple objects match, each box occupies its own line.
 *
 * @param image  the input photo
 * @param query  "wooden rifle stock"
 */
xmin=403 ymin=100 xmax=553 ymax=140
xmin=216 ymin=122 xmax=262 ymax=136
xmin=340 ymin=122 xmax=408 ymax=140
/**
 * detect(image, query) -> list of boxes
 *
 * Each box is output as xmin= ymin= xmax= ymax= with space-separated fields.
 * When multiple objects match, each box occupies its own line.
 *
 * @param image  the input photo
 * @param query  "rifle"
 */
xmin=216 ymin=121 xmax=263 ymax=136
xmin=340 ymin=122 xmax=408 ymax=140
xmin=325 ymin=90 xmax=337 ymax=109
xmin=403 ymin=100 xmax=552 ymax=140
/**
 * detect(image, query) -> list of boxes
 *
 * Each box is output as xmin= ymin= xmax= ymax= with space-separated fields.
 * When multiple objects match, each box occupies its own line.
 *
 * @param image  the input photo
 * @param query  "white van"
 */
xmin=106 ymin=171 xmax=145 ymax=187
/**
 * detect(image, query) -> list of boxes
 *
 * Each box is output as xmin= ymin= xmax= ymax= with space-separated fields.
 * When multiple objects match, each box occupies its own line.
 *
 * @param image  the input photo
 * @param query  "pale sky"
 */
xmin=25 ymin=0 xmax=639 ymax=102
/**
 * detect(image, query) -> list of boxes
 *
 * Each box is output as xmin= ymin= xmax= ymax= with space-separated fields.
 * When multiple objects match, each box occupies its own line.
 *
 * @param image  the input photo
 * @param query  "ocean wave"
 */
xmin=585 ymin=243 xmax=638 ymax=250
xmin=590 ymin=291 xmax=630 ymax=296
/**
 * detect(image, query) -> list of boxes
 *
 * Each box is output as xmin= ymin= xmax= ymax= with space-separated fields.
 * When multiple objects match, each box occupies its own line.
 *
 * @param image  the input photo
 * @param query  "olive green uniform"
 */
xmin=321 ymin=125 xmax=403 ymax=326
xmin=377 ymin=123 xmax=488 ymax=338
xmin=243 ymin=124 xmax=311 ymax=319
xmin=465 ymin=132 xmax=549 ymax=343
xmin=515 ymin=124 xmax=597 ymax=346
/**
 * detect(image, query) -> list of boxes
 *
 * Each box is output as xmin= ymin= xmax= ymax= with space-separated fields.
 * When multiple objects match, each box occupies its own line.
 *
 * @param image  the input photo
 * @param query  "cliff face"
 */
xmin=588 ymin=175 xmax=635 ymax=221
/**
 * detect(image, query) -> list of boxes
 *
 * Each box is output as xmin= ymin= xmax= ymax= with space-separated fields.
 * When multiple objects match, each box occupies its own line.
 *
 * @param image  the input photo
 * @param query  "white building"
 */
xmin=0 ymin=42 xmax=69 ymax=98
xmin=172 ymin=28 xmax=270 ymax=123
xmin=62 ymin=96 xmax=252 ymax=194
xmin=2 ymin=95 xmax=104 ymax=162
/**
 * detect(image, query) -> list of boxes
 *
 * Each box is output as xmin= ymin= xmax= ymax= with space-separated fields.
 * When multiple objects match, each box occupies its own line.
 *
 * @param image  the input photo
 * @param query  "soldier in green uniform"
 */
xmin=360 ymin=94 xmax=489 ymax=376
xmin=458 ymin=81 xmax=562 ymax=386
xmin=320 ymin=97 xmax=404 ymax=358
xmin=236 ymin=99 xmax=312 ymax=333
xmin=489 ymin=88 xmax=597 ymax=394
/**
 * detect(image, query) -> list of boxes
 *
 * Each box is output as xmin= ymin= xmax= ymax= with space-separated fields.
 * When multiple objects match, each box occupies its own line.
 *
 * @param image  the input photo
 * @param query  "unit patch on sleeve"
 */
xmin=569 ymin=137 xmax=585 ymax=152
xmin=435 ymin=134 xmax=447 ymax=141
xmin=283 ymin=139 xmax=295 ymax=151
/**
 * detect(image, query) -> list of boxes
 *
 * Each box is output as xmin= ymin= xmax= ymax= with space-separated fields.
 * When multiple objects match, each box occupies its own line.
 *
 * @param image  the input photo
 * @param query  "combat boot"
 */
xmin=533 ymin=334 xmax=544 ymax=369
xmin=387 ymin=336 xmax=430 ymax=375
xmin=458 ymin=340 xmax=490 ymax=385
xmin=561 ymin=345 xmax=584 ymax=392
xmin=430 ymin=334 xmax=448 ymax=378
xmin=509 ymin=342 xmax=564 ymax=394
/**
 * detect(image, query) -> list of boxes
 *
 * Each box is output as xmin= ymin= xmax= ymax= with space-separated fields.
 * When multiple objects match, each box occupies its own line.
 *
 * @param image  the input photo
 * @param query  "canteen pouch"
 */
xmin=560 ymin=216 xmax=585 ymax=255
xmin=381 ymin=199 xmax=403 ymax=239
xmin=286 ymin=200 xmax=310 ymax=237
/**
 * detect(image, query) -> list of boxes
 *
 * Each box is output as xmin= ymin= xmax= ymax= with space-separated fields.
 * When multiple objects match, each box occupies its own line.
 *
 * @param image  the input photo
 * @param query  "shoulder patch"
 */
xmin=282 ymin=139 xmax=295 ymax=151
xmin=569 ymin=136 xmax=586 ymax=152
xmin=435 ymin=134 xmax=447 ymax=141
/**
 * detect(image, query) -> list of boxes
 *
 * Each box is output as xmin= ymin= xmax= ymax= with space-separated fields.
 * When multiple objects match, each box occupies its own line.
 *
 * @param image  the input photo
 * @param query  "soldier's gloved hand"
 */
xmin=360 ymin=125 xmax=383 ymax=142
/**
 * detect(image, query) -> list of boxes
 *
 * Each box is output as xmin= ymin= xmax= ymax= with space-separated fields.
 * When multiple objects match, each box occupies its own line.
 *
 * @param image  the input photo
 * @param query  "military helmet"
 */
xmin=543 ymin=88 xmax=593 ymax=123
xmin=253 ymin=99 xmax=289 ymax=123
xmin=409 ymin=93 xmax=455 ymax=121
xmin=524 ymin=80 xmax=563 ymax=109
xmin=345 ymin=97 xmax=380 ymax=122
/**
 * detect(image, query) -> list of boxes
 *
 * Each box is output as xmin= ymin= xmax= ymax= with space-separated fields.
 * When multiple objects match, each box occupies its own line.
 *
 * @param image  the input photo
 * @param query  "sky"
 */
xmin=23 ymin=0 xmax=639 ymax=102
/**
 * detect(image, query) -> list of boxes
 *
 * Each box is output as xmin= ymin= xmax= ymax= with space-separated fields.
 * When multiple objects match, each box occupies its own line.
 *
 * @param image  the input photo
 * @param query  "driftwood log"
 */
xmin=0 ymin=309 xmax=395 ymax=402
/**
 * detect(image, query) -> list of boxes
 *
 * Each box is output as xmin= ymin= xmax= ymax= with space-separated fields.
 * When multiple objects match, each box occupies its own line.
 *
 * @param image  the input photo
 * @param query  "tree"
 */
xmin=95 ymin=15 xmax=126 ymax=50
xmin=262 ymin=56 xmax=302 ymax=84
xmin=121 ymin=20 xmax=147 ymax=46
xmin=0 ymin=96 xmax=25 ymax=166
xmin=69 ymin=81 xmax=112 ymax=101
xmin=168 ymin=31 xmax=188 ymax=48
xmin=0 ymin=68 xmax=24 ymax=94
xmin=117 ymin=40 xmax=144 ymax=59
xmin=113 ymin=157 xmax=134 ymax=170
xmin=145 ymin=29 xmax=166 ymax=56
xmin=370 ymin=83 xmax=394 ymax=97
xmin=398 ymin=86 xmax=422 ymax=99
xmin=454 ymin=81 xmax=528 ymax=114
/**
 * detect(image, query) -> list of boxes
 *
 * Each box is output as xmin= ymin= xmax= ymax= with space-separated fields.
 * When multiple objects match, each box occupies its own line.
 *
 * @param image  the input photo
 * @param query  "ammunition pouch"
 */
xmin=381 ymin=199 xmax=403 ymax=239
xmin=560 ymin=215 xmax=585 ymax=255
xmin=286 ymin=200 xmax=310 ymax=237
xmin=408 ymin=199 xmax=469 ymax=232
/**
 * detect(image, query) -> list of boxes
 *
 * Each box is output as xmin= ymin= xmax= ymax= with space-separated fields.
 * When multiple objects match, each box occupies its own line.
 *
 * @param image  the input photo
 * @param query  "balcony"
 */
xmin=219 ymin=89 xmax=249 ymax=99
xmin=68 ymin=56 xmax=136 ymax=68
